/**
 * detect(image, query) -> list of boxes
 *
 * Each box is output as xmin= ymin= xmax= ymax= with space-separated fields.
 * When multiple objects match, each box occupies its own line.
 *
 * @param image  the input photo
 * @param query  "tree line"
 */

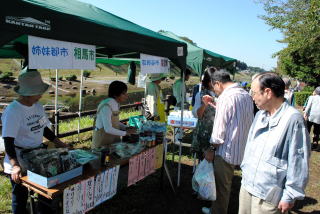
xmin=259 ymin=0 xmax=320 ymax=86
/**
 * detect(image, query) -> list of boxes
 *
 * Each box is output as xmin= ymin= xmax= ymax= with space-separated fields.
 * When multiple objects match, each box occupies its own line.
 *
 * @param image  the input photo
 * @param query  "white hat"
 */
xmin=14 ymin=68 xmax=50 ymax=96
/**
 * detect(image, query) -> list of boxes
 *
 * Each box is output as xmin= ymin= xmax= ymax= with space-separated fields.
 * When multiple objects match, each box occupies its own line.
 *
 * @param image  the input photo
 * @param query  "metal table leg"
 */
xmin=28 ymin=188 xmax=35 ymax=214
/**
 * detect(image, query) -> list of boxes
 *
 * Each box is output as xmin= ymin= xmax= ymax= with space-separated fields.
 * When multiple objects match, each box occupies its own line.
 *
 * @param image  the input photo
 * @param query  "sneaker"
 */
xmin=202 ymin=207 xmax=211 ymax=214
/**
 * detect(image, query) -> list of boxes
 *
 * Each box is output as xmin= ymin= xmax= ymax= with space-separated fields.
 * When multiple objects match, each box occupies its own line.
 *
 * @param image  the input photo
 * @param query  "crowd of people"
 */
xmin=1 ymin=65 xmax=318 ymax=214
xmin=183 ymin=68 xmax=315 ymax=214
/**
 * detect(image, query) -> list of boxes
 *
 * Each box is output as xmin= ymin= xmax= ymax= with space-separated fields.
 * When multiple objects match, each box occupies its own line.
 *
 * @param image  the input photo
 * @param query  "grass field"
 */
xmin=57 ymin=110 xmax=141 ymax=145
xmin=0 ymin=173 xmax=11 ymax=213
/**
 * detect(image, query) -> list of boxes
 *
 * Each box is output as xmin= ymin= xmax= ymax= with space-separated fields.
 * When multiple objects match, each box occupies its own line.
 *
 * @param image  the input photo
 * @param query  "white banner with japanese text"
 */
xmin=140 ymin=53 xmax=170 ymax=74
xmin=28 ymin=35 xmax=96 ymax=69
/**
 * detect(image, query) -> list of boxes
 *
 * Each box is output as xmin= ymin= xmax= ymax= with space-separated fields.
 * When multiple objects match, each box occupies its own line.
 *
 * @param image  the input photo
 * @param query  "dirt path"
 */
xmin=87 ymin=151 xmax=320 ymax=214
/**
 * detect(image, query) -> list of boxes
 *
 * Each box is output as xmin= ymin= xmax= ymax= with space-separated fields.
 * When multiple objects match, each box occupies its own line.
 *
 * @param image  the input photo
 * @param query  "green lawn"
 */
xmin=0 ymin=174 xmax=12 ymax=213
xmin=58 ymin=110 xmax=141 ymax=145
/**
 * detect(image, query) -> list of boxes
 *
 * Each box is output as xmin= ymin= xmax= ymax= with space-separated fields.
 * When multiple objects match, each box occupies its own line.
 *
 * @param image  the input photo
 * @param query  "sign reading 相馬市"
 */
xmin=28 ymin=36 xmax=96 ymax=70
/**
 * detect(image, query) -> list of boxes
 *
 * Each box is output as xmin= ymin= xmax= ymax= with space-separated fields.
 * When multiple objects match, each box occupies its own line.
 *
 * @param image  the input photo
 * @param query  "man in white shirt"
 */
xmin=2 ymin=68 xmax=68 ymax=214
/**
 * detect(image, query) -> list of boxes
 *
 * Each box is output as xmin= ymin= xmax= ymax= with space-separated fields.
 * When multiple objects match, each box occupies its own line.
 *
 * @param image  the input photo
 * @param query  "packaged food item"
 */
xmin=22 ymin=148 xmax=82 ymax=177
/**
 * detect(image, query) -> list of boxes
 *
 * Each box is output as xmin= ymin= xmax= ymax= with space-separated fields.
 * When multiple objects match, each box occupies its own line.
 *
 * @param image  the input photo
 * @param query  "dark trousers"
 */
xmin=10 ymin=177 xmax=28 ymax=214
xmin=9 ymin=177 xmax=54 ymax=214
xmin=211 ymin=155 xmax=235 ymax=214
xmin=307 ymin=121 xmax=320 ymax=143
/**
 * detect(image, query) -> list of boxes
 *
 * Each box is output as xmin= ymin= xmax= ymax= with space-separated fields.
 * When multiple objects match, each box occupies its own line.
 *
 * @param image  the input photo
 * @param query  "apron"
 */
xmin=157 ymin=95 xmax=166 ymax=122
xmin=92 ymin=100 xmax=121 ymax=149
xmin=14 ymin=144 xmax=46 ymax=174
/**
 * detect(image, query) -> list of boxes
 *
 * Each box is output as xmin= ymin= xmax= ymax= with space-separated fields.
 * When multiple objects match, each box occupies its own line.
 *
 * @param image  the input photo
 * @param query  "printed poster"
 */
xmin=63 ymin=185 xmax=73 ymax=214
xmin=101 ymin=170 xmax=108 ymax=202
xmin=155 ymin=144 xmax=164 ymax=169
xmin=111 ymin=165 xmax=120 ymax=197
xmin=138 ymin=152 xmax=146 ymax=181
xmin=133 ymin=155 xmax=140 ymax=183
xmin=74 ymin=182 xmax=85 ymax=214
xmin=128 ymin=156 xmax=137 ymax=187
xmin=84 ymin=176 xmax=95 ymax=212
xmin=94 ymin=172 xmax=104 ymax=206
xmin=150 ymin=147 xmax=156 ymax=173
xmin=107 ymin=167 xmax=113 ymax=199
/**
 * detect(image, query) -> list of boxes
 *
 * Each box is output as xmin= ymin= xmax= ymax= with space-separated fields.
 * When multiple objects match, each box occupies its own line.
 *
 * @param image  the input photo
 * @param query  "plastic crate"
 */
xmin=167 ymin=116 xmax=197 ymax=128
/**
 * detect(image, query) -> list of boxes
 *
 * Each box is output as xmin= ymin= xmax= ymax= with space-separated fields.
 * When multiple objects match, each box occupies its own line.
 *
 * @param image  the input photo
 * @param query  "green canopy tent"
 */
xmin=159 ymin=31 xmax=236 ymax=76
xmin=96 ymin=58 xmax=140 ymax=66
xmin=0 ymin=0 xmax=187 ymax=68
xmin=96 ymin=58 xmax=141 ymax=85
xmin=0 ymin=0 xmax=188 ymax=188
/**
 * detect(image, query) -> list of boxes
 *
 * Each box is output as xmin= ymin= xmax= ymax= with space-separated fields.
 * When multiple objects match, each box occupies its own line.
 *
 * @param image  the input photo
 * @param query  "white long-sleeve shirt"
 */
xmin=95 ymin=98 xmax=127 ymax=136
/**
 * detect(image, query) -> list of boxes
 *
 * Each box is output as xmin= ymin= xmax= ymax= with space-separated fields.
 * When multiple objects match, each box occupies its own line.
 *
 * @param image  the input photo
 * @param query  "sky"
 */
xmin=80 ymin=0 xmax=285 ymax=71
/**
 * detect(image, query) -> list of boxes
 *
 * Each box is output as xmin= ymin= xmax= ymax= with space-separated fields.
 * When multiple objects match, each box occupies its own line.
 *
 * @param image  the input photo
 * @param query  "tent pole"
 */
xmin=54 ymin=69 xmax=58 ymax=136
xmin=177 ymin=67 xmax=185 ymax=187
xmin=78 ymin=69 xmax=84 ymax=142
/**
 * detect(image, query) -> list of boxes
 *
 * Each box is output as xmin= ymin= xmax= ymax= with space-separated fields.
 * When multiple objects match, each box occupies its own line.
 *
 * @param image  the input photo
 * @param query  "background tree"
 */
xmin=236 ymin=60 xmax=248 ymax=70
xmin=258 ymin=0 xmax=320 ymax=86
xmin=179 ymin=36 xmax=197 ymax=46
xmin=247 ymin=66 xmax=268 ymax=73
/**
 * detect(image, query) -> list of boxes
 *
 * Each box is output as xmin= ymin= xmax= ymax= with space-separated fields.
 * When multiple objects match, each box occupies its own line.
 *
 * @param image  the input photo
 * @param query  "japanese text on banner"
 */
xmin=28 ymin=35 xmax=96 ymax=70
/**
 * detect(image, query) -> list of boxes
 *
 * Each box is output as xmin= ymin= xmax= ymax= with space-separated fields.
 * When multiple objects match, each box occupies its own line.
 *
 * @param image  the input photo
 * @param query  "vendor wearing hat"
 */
xmin=144 ymin=73 xmax=166 ymax=121
xmin=173 ymin=68 xmax=192 ymax=109
xmin=1 ymin=68 xmax=69 ymax=214
xmin=92 ymin=81 xmax=136 ymax=149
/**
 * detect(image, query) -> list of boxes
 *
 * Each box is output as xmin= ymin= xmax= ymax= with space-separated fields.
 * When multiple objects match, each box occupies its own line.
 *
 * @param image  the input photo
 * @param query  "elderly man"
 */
xmin=2 ymin=68 xmax=69 ymax=213
xmin=239 ymin=72 xmax=310 ymax=214
xmin=202 ymin=70 xmax=254 ymax=214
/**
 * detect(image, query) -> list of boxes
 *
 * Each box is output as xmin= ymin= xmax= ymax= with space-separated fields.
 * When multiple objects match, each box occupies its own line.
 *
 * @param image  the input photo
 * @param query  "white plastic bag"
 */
xmin=192 ymin=159 xmax=216 ymax=201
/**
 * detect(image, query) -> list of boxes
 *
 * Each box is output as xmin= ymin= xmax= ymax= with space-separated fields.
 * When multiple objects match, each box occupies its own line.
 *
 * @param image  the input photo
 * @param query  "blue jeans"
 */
xmin=10 ymin=177 xmax=28 ymax=214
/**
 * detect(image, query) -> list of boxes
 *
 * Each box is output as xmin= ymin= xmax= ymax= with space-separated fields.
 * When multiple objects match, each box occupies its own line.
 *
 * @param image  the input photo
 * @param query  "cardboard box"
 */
xmin=27 ymin=166 xmax=83 ymax=188
xmin=167 ymin=116 xmax=197 ymax=128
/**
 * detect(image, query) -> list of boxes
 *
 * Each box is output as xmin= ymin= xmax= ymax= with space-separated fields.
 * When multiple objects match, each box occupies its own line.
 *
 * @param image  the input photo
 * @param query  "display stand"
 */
xmin=21 ymin=141 xmax=173 ymax=213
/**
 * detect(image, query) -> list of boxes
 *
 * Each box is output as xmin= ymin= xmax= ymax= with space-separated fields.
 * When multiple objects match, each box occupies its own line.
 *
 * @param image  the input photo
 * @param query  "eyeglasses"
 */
xmin=251 ymin=90 xmax=262 ymax=96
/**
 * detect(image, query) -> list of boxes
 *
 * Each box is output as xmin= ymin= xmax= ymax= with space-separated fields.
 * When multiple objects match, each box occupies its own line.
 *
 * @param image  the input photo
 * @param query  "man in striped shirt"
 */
xmin=202 ymin=71 xmax=254 ymax=214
